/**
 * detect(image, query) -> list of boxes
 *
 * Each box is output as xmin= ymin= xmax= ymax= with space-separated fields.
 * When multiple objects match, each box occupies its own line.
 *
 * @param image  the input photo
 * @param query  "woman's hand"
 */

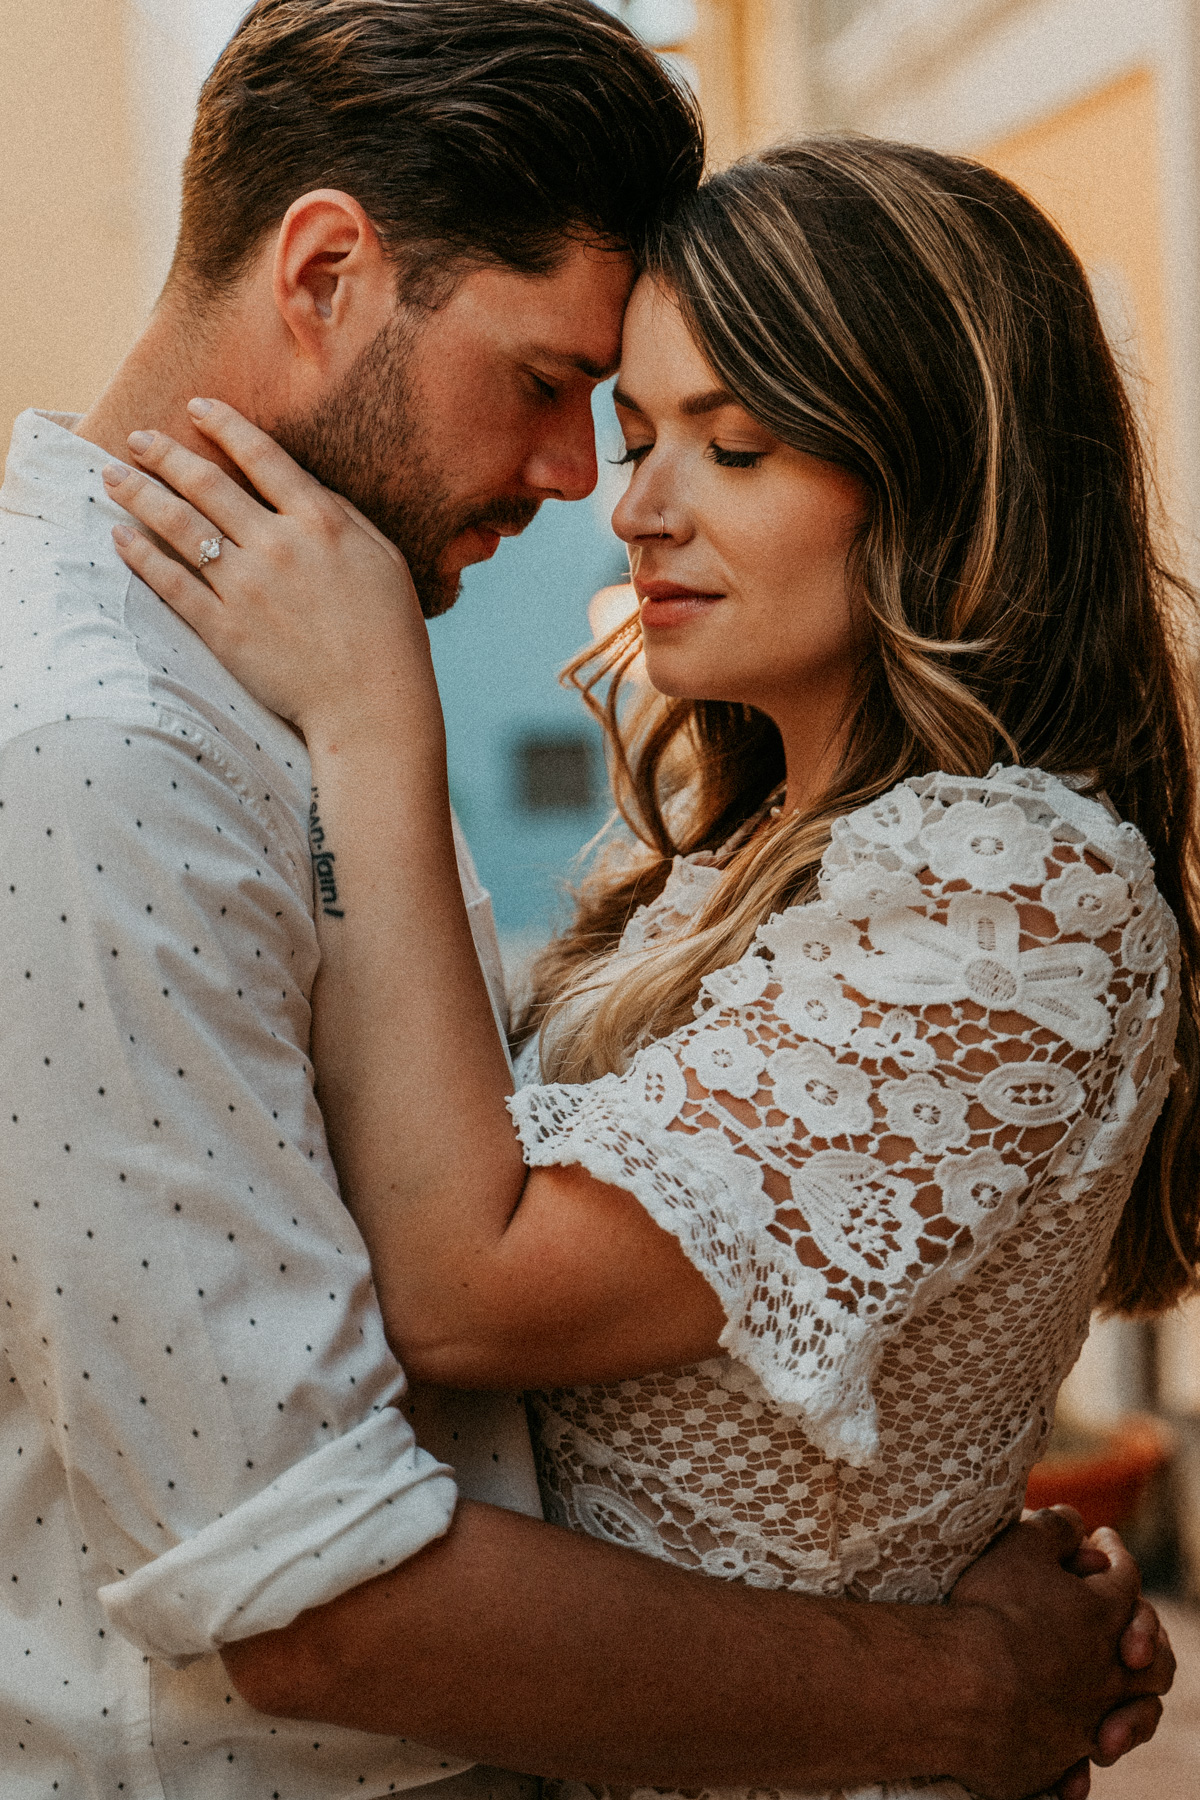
xmin=105 ymin=398 xmax=437 ymax=746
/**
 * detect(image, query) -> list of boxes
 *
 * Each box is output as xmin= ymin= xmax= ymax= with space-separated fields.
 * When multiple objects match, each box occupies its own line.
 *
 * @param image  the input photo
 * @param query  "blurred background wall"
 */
xmin=4 ymin=0 xmax=1200 ymax=1611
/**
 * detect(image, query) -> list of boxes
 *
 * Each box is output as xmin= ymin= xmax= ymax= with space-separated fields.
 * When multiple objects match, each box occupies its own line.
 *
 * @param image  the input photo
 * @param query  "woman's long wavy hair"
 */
xmin=521 ymin=137 xmax=1200 ymax=1315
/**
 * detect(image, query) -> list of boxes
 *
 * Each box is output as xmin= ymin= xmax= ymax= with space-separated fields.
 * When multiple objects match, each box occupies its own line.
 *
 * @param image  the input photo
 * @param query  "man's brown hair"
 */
xmin=171 ymin=0 xmax=705 ymax=306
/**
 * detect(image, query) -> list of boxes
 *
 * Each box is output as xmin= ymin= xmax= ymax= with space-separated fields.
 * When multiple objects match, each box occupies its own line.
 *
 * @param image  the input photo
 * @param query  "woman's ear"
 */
xmin=272 ymin=189 xmax=395 ymax=369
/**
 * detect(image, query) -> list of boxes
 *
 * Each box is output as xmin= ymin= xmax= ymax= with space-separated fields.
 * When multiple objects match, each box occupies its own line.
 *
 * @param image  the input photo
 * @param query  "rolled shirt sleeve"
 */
xmin=100 ymin=1407 xmax=454 ymax=1666
xmin=0 ymin=718 xmax=458 ymax=1663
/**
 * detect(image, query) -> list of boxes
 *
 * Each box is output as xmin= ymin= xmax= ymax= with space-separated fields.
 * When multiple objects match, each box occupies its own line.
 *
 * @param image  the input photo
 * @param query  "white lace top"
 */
xmin=509 ymin=766 xmax=1179 ymax=1800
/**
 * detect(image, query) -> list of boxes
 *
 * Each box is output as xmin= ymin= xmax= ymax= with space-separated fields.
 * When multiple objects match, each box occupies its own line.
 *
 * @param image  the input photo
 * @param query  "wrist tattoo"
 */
xmin=309 ymin=788 xmax=344 ymax=919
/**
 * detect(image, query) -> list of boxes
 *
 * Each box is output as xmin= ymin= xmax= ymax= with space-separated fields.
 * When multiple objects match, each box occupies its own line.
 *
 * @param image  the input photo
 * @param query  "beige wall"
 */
xmin=0 ymin=0 xmax=196 ymax=451
xmin=681 ymin=0 xmax=816 ymax=166
xmin=977 ymin=69 xmax=1180 ymax=531
xmin=1 ymin=0 xmax=138 ymax=442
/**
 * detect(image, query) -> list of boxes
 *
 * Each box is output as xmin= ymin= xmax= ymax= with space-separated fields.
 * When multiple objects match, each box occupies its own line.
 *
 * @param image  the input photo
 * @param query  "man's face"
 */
xmin=275 ymin=240 xmax=634 ymax=616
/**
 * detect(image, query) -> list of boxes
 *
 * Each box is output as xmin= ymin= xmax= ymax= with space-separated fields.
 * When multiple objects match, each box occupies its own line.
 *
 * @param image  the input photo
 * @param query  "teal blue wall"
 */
xmin=430 ymin=487 xmax=627 ymax=939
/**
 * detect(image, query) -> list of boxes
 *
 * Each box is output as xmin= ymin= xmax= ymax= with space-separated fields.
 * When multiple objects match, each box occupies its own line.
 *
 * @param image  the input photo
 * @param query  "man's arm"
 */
xmin=224 ymin=1500 xmax=1172 ymax=1800
xmin=0 ymin=721 xmax=459 ymax=1662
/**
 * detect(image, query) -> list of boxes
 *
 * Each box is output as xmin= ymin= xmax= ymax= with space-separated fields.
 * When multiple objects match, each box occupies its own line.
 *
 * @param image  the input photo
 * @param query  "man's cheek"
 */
xmin=443 ymin=409 xmax=527 ymax=481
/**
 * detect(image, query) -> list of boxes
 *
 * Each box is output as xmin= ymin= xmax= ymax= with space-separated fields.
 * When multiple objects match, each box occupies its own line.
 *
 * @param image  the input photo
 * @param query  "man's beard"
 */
xmin=274 ymin=312 xmax=540 ymax=618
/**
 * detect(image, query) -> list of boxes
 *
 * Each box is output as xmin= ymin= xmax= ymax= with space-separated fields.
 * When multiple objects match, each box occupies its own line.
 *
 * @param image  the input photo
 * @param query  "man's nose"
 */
xmin=524 ymin=406 xmax=599 ymax=502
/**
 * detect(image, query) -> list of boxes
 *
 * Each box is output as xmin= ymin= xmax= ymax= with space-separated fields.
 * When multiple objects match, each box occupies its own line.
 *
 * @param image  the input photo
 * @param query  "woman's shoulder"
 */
xmin=743 ymin=764 xmax=1178 ymax=1051
xmin=824 ymin=763 xmax=1154 ymax=893
xmin=807 ymin=765 xmax=1163 ymax=940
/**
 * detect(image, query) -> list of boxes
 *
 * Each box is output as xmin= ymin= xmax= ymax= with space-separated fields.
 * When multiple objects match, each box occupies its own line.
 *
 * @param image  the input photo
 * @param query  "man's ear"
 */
xmin=272 ymin=190 xmax=394 ymax=368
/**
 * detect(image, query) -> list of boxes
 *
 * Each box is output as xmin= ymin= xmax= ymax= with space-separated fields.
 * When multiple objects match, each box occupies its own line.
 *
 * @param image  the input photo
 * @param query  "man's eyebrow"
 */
xmin=530 ymin=348 xmax=619 ymax=381
xmin=612 ymin=385 xmax=740 ymax=417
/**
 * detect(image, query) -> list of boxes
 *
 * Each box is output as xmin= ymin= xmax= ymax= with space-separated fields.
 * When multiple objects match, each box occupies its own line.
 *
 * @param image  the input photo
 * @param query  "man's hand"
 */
xmin=946 ymin=1507 xmax=1175 ymax=1800
xmin=1054 ymin=1522 xmax=1174 ymax=1800
xmin=221 ymin=1498 xmax=1175 ymax=1798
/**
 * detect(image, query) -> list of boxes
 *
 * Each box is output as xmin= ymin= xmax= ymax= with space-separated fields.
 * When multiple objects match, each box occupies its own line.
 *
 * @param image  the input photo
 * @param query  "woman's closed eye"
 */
xmin=709 ymin=444 xmax=767 ymax=469
xmin=612 ymin=442 xmax=768 ymax=470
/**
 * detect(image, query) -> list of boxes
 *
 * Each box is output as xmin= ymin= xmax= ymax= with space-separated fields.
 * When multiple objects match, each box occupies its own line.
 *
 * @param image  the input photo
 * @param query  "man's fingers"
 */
xmin=1067 ymin=1541 xmax=1112 ymax=1577
xmin=1076 ymin=1527 xmax=1174 ymax=1691
xmin=1082 ymin=1525 xmax=1142 ymax=1617
xmin=111 ymin=525 xmax=226 ymax=640
xmin=1056 ymin=1755 xmax=1091 ymax=1800
xmin=1120 ymin=1597 xmax=1164 ymax=1671
xmin=187 ymin=398 xmax=329 ymax=517
xmin=1093 ymin=1695 xmax=1163 ymax=1765
xmin=1069 ymin=1545 xmax=1112 ymax=1577
xmin=1137 ymin=1620 xmax=1176 ymax=1696
xmin=1020 ymin=1504 xmax=1088 ymax=1565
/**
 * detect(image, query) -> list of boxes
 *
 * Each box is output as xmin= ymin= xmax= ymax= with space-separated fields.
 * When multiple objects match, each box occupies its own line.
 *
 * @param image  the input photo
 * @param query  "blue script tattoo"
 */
xmin=309 ymin=789 xmax=344 ymax=919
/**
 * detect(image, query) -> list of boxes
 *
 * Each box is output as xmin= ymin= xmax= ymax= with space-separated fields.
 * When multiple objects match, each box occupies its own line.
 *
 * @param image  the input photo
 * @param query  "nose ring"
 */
xmin=657 ymin=511 xmax=667 ymax=538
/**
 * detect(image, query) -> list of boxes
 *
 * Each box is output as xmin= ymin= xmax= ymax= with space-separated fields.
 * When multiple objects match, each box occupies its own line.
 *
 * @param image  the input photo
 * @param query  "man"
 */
xmin=0 ymin=3 xmax=1172 ymax=1797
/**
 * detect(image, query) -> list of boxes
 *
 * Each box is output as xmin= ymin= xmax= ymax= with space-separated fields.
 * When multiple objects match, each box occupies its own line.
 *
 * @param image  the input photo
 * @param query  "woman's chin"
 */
xmin=643 ymin=652 xmax=747 ymax=706
xmin=644 ymin=667 xmax=704 ymax=701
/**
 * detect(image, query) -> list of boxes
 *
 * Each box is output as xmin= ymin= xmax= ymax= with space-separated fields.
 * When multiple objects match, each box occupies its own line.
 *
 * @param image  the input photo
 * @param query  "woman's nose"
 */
xmin=612 ymin=482 xmax=672 ymax=545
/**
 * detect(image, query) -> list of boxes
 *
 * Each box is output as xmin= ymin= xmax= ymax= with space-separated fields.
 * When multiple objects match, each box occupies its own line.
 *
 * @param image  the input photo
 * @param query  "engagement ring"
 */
xmin=197 ymin=535 xmax=224 ymax=570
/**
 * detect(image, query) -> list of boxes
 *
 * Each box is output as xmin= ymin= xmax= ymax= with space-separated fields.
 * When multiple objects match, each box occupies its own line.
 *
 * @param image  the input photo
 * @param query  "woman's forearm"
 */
xmin=303 ymin=708 xmax=529 ymax=1322
xmin=298 ymin=709 xmax=728 ymax=1392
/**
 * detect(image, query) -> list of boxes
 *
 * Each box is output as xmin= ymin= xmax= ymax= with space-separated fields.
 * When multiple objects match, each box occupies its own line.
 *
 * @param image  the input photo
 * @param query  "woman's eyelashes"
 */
xmin=615 ymin=435 xmax=766 ymax=464
xmin=611 ymin=442 xmax=767 ymax=470
xmin=709 ymin=445 xmax=766 ymax=469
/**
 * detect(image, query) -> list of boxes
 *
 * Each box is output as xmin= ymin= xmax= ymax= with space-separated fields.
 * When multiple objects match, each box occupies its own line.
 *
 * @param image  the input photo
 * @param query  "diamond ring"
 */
xmin=197 ymin=535 xmax=224 ymax=570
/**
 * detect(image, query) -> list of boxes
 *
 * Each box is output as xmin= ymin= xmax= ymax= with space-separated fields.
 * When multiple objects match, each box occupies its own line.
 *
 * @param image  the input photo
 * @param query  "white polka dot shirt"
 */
xmin=0 ymin=411 xmax=540 ymax=1800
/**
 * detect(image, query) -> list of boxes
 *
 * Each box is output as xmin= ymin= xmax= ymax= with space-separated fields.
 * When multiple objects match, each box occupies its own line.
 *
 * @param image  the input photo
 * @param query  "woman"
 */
xmin=108 ymin=139 xmax=1198 ymax=1788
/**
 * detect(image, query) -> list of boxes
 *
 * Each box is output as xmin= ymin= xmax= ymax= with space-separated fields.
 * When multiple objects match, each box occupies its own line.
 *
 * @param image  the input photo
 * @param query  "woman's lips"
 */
xmin=637 ymin=579 xmax=725 ymax=629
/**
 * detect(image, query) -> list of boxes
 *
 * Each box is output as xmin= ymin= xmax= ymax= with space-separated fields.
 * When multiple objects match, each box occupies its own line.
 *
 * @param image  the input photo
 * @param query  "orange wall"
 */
xmin=0 ymin=0 xmax=146 ymax=447
xmin=978 ymin=69 xmax=1176 ymax=523
xmin=684 ymin=0 xmax=813 ymax=168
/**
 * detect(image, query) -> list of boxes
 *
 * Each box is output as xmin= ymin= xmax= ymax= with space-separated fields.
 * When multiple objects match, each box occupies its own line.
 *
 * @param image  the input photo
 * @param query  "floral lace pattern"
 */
xmin=511 ymin=769 xmax=1179 ymax=1800
xmin=618 ymin=853 xmax=725 ymax=955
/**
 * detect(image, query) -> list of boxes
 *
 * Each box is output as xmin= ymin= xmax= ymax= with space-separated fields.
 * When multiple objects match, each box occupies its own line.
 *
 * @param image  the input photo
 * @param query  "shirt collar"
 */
xmin=0 ymin=409 xmax=131 ymax=545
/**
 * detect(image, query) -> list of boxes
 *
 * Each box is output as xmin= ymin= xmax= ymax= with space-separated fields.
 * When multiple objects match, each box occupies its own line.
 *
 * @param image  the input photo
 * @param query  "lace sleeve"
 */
xmin=509 ymin=768 xmax=1178 ymax=1466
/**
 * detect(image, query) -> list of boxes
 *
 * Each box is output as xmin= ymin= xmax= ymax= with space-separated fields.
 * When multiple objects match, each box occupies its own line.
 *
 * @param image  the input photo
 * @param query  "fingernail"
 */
xmin=188 ymin=398 xmax=214 ymax=418
xmin=101 ymin=463 xmax=128 ymax=485
xmin=128 ymin=431 xmax=155 ymax=455
xmin=112 ymin=524 xmax=134 ymax=546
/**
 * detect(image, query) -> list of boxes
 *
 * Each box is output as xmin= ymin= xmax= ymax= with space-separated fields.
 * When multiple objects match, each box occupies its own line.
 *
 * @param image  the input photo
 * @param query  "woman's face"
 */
xmin=611 ymin=278 xmax=869 ymax=750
